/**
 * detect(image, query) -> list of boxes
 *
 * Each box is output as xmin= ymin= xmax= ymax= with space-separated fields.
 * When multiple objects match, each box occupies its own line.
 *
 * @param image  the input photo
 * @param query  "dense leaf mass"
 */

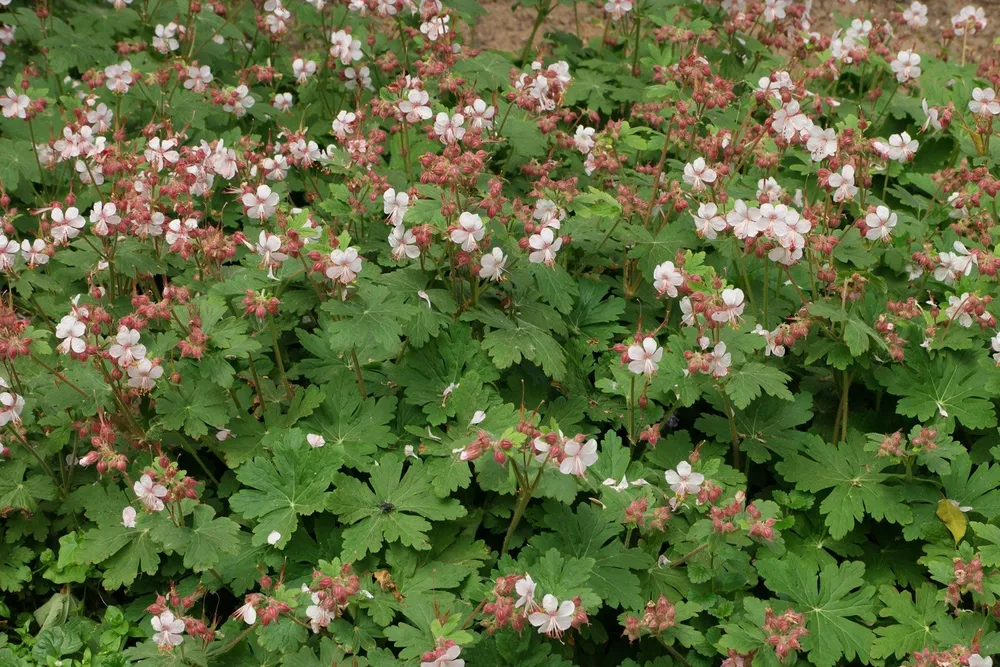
xmin=3 ymin=0 xmax=1000 ymax=666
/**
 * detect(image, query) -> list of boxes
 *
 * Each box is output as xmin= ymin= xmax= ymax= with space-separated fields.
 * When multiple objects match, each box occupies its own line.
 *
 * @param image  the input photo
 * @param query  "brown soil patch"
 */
xmin=472 ymin=0 xmax=1000 ymax=58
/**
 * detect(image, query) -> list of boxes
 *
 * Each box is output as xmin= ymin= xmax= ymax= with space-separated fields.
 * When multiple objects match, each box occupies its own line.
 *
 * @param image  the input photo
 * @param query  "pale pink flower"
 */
xmin=560 ymin=438 xmax=598 ymax=476
xmin=326 ymin=247 xmax=362 ymax=284
xmin=527 ymin=227 xmax=562 ymax=266
xmin=243 ymin=184 xmax=280 ymax=219
xmin=528 ymin=594 xmax=575 ymax=638
xmin=450 ymin=212 xmax=485 ymax=252
xmin=665 ymin=461 xmax=704 ymax=495
xmin=109 ymin=326 xmax=146 ymax=368
xmin=627 ymin=337 xmax=663 ymax=376
xmin=151 ymin=610 xmax=184 ymax=648
xmin=133 ymin=474 xmax=168 ymax=512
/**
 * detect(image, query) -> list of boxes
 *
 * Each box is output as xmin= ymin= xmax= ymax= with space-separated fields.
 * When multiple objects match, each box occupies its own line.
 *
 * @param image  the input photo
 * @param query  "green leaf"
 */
xmin=327 ymin=457 xmax=466 ymax=559
xmin=0 ymin=462 xmax=57 ymax=513
xmin=322 ymin=284 xmax=415 ymax=355
xmin=872 ymin=585 xmax=947 ymax=659
xmin=775 ymin=432 xmax=911 ymax=539
xmin=230 ymin=429 xmax=341 ymax=548
xmin=757 ymin=554 xmax=877 ymax=667
xmin=530 ymin=503 xmax=653 ymax=609
xmin=157 ymin=505 xmax=242 ymax=572
xmin=876 ymin=351 xmax=997 ymax=430
xmin=724 ymin=362 xmax=793 ymax=410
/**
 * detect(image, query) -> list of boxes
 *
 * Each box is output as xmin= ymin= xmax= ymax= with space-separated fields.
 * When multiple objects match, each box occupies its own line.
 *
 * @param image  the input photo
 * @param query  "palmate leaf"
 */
xmin=775 ymin=432 xmax=911 ymax=539
xmin=876 ymin=351 xmax=997 ymax=430
xmin=327 ymin=456 xmax=466 ymax=559
xmin=0 ymin=462 xmax=57 ymax=513
xmin=155 ymin=505 xmax=242 ymax=573
xmin=723 ymin=362 xmax=794 ymax=410
xmin=872 ymin=585 xmax=947 ymax=660
xmin=75 ymin=520 xmax=163 ymax=590
xmin=529 ymin=502 xmax=653 ymax=610
xmin=390 ymin=323 xmax=499 ymax=425
xmin=466 ymin=304 xmax=567 ymax=380
xmin=321 ymin=284 xmax=415 ymax=356
xmin=301 ymin=370 xmax=398 ymax=469
xmin=697 ymin=392 xmax=814 ymax=463
xmin=229 ymin=429 xmax=341 ymax=548
xmin=756 ymin=554 xmax=877 ymax=667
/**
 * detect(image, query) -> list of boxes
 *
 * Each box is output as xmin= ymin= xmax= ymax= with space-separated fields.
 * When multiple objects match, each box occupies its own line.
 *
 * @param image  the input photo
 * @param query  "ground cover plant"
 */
xmin=4 ymin=0 xmax=1000 ymax=665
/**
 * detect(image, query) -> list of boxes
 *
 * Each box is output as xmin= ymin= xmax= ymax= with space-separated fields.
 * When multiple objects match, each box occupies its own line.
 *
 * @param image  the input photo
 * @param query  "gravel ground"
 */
xmin=471 ymin=0 xmax=1000 ymax=57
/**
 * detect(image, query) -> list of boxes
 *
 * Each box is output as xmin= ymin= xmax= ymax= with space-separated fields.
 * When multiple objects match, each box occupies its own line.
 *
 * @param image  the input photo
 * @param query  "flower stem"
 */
xmin=29 ymin=354 xmax=89 ymax=398
xmin=268 ymin=317 xmax=292 ymax=400
xmin=350 ymin=347 xmax=367 ymax=399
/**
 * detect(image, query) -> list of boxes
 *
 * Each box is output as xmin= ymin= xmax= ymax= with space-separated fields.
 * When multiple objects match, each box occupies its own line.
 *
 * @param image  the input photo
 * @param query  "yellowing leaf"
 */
xmin=936 ymin=499 xmax=968 ymax=545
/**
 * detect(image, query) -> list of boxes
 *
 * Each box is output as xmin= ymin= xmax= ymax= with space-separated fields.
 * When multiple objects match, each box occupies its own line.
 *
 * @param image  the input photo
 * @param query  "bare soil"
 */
xmin=472 ymin=0 xmax=1000 ymax=58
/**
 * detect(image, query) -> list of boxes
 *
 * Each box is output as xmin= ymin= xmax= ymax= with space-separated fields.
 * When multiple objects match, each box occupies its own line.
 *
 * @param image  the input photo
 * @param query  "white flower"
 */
xmin=627 ymin=337 xmax=663 ymax=376
xmin=55 ymin=313 xmax=87 ymax=355
xmin=679 ymin=297 xmax=696 ymax=326
xmin=105 ymin=61 xmax=135 ymax=94
xmin=243 ymin=184 xmax=279 ymax=220
xmin=728 ymin=199 xmax=765 ymax=240
xmin=604 ymin=0 xmax=633 ymax=21
xmin=682 ymin=157 xmax=717 ymax=192
xmin=828 ymin=164 xmax=858 ymax=202
xmin=109 ymin=326 xmax=146 ymax=368
xmin=969 ymin=655 xmax=993 ymax=667
xmin=383 ymin=188 xmax=409 ymax=226
xmin=165 ymin=218 xmax=198 ymax=246
xmin=344 ymin=65 xmax=373 ymax=91
xmin=233 ymin=601 xmax=257 ymax=626
xmin=952 ymin=5 xmax=987 ymax=36
xmin=479 ymin=247 xmax=506 ymax=281
xmin=528 ymin=594 xmax=575 ymax=637
xmin=398 ymin=89 xmax=432 ymax=122
xmin=533 ymin=199 xmax=565 ymax=230
xmin=21 ymin=239 xmax=48 ymax=266
xmin=151 ymin=611 xmax=185 ymax=648
xmin=753 ymin=324 xmax=786 ymax=357
xmin=433 ymin=112 xmax=465 ymax=144
xmin=514 ymin=574 xmax=537 ymax=610
xmin=560 ymin=438 xmax=598 ymax=476
xmin=183 ymin=65 xmax=213 ymax=92
xmin=332 ymin=110 xmax=357 ymax=138
xmin=329 ymin=29 xmax=362 ymax=65
xmin=267 ymin=530 xmax=282 ymax=545
xmin=762 ymin=0 xmax=788 ymax=22
xmin=890 ymin=50 xmax=921 ymax=83
xmin=326 ymin=247 xmax=363 ymax=284
xmin=771 ymin=100 xmax=810 ymax=140
xmin=420 ymin=644 xmax=464 ymax=667
xmin=653 ymin=260 xmax=684 ymax=297
xmin=88 ymin=201 xmax=120 ymax=237
xmin=527 ymin=227 xmax=562 ymax=266
xmin=255 ymin=231 xmax=288 ymax=279
xmin=665 ymin=460 xmax=704 ymax=495
xmin=693 ymin=202 xmax=728 ymax=240
xmin=222 ymin=84 xmax=255 ymax=117
xmin=464 ymin=98 xmax=495 ymax=131
xmin=0 ymin=235 xmax=17 ymax=271
xmin=970 ymin=87 xmax=1000 ymax=117
xmin=713 ymin=288 xmax=746 ymax=323
xmin=0 ymin=87 xmax=29 ymax=119
xmin=0 ymin=391 xmax=24 ymax=426
xmin=133 ymin=474 xmax=168 ymax=512
xmin=389 ymin=226 xmax=420 ymax=260
xmin=864 ymin=206 xmax=897 ymax=241
xmin=708 ymin=341 xmax=731 ymax=377
xmin=306 ymin=595 xmax=333 ymax=633
xmin=874 ymin=132 xmax=918 ymax=162
xmin=307 ymin=433 xmax=326 ymax=448
xmin=903 ymin=1 xmax=928 ymax=28
xmin=50 ymin=206 xmax=86 ymax=243
xmin=420 ymin=15 xmax=449 ymax=41
xmin=122 ymin=506 xmax=137 ymax=528
xmin=127 ymin=358 xmax=163 ymax=393
xmin=934 ymin=241 xmax=978 ymax=284
xmin=293 ymin=58 xmax=317 ymax=84
xmin=922 ymin=99 xmax=943 ymax=131
xmin=573 ymin=126 xmax=596 ymax=153
xmin=450 ymin=212 xmax=485 ymax=252
xmin=272 ymin=92 xmax=294 ymax=112
xmin=806 ymin=126 xmax=838 ymax=161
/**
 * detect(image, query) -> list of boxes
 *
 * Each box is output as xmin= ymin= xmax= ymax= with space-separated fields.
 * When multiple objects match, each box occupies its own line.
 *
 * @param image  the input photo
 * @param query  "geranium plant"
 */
xmin=1 ymin=0 xmax=1000 ymax=665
